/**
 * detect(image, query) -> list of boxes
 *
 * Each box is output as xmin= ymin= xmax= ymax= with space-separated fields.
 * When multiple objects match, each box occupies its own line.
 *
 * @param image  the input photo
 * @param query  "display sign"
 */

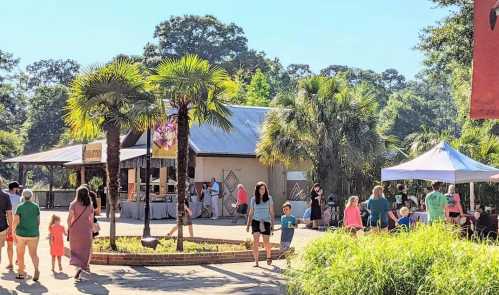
xmin=152 ymin=118 xmax=178 ymax=159
xmin=82 ymin=143 xmax=102 ymax=163
xmin=471 ymin=0 xmax=499 ymax=119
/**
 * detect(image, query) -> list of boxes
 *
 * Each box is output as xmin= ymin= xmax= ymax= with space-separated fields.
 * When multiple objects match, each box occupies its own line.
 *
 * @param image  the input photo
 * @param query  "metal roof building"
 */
xmin=3 ymin=105 xmax=272 ymax=165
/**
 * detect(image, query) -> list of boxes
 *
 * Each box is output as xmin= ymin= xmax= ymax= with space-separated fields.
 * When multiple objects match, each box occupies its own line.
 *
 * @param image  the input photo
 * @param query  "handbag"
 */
xmin=67 ymin=205 xmax=89 ymax=241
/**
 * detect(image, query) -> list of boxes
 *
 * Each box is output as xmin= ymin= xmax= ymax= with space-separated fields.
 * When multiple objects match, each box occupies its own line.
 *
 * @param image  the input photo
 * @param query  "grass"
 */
xmin=93 ymin=236 xmax=249 ymax=254
xmin=286 ymin=224 xmax=499 ymax=295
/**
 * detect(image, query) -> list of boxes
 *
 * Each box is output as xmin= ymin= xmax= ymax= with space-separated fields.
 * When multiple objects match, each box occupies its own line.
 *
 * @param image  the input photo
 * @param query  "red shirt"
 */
xmin=343 ymin=206 xmax=363 ymax=228
xmin=237 ymin=188 xmax=248 ymax=205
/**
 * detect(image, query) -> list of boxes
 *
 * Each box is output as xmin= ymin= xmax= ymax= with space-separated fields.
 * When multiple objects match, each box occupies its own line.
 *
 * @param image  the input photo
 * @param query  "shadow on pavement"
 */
xmin=53 ymin=272 xmax=71 ymax=280
xmin=201 ymin=264 xmax=285 ymax=294
xmin=75 ymin=264 xmax=283 ymax=294
xmin=16 ymin=281 xmax=49 ymax=294
xmin=74 ymin=272 xmax=111 ymax=295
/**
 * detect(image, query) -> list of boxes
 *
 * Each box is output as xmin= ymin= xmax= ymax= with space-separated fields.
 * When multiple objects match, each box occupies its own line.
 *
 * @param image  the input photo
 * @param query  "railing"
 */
xmin=32 ymin=190 xmax=76 ymax=208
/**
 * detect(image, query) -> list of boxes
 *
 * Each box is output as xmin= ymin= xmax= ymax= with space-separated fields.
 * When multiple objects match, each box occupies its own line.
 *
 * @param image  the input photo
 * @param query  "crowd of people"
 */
xmin=0 ymin=177 xmax=99 ymax=282
xmin=2 ymin=173 xmax=490 ymax=279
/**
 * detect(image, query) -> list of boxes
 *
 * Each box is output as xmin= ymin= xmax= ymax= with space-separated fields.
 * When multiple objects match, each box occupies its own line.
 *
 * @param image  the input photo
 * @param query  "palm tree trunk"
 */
xmin=176 ymin=105 xmax=189 ymax=252
xmin=106 ymin=125 xmax=121 ymax=251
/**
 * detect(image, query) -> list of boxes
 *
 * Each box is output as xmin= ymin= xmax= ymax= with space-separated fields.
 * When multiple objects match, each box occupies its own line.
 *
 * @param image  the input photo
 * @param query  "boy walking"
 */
xmin=279 ymin=202 xmax=297 ymax=251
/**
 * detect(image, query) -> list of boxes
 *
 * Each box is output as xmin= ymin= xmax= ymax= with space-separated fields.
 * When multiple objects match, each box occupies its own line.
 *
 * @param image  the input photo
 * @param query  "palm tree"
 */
xmin=257 ymin=76 xmax=383 ymax=200
xmin=148 ymin=55 xmax=233 ymax=251
xmin=66 ymin=59 xmax=163 ymax=250
xmin=404 ymin=127 xmax=451 ymax=157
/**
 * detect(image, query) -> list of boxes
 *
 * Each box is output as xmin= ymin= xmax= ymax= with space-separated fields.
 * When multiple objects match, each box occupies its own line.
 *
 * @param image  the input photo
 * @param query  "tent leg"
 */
xmin=469 ymin=182 xmax=475 ymax=212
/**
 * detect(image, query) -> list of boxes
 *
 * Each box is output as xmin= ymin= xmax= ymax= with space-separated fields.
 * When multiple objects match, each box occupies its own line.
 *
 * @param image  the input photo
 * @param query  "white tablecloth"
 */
xmin=410 ymin=211 xmax=428 ymax=224
xmin=120 ymin=199 xmax=203 ymax=220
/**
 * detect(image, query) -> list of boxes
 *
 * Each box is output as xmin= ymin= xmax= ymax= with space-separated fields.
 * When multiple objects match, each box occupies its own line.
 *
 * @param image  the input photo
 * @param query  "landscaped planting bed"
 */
xmin=93 ymin=236 xmax=249 ymax=253
xmin=87 ymin=236 xmax=286 ymax=266
xmin=287 ymin=224 xmax=499 ymax=295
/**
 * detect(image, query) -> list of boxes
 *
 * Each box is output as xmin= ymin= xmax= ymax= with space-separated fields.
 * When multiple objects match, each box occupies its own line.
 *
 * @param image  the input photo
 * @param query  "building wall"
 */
xmin=194 ymin=156 xmax=287 ymax=215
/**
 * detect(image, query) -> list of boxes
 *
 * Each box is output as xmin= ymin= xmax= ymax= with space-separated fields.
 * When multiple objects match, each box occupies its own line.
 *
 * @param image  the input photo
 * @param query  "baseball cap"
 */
xmin=8 ymin=181 xmax=22 ymax=190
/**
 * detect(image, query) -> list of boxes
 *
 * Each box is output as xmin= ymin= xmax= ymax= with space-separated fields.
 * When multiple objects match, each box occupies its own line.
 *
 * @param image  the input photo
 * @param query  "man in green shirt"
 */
xmin=425 ymin=182 xmax=449 ymax=223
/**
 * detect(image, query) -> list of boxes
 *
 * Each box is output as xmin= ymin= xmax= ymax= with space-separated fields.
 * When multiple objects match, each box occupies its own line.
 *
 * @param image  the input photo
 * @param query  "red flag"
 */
xmin=471 ymin=0 xmax=499 ymax=119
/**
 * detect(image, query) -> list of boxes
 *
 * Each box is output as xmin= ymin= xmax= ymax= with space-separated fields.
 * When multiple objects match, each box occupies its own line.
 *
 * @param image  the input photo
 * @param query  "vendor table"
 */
xmin=120 ymin=198 xmax=203 ymax=220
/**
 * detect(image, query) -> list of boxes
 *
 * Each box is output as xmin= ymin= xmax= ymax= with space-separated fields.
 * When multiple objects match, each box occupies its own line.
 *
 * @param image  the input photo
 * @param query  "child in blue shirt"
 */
xmin=278 ymin=202 xmax=297 ymax=250
xmin=397 ymin=207 xmax=411 ymax=230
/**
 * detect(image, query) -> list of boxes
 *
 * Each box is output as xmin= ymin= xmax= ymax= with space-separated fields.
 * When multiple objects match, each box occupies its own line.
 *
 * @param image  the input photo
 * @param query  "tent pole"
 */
xmin=469 ymin=182 xmax=475 ymax=212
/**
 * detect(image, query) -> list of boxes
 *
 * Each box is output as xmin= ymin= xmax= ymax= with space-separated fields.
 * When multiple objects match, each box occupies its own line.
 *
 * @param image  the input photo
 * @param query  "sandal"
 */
xmin=74 ymin=269 xmax=82 ymax=281
xmin=266 ymin=258 xmax=272 ymax=265
xmin=16 ymin=273 xmax=26 ymax=280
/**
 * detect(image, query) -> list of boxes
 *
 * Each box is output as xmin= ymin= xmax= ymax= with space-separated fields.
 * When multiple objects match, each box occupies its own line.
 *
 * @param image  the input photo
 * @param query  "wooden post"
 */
xmin=18 ymin=163 xmax=24 ymax=186
xmin=80 ymin=166 xmax=86 ymax=185
xmin=160 ymin=167 xmax=167 ymax=195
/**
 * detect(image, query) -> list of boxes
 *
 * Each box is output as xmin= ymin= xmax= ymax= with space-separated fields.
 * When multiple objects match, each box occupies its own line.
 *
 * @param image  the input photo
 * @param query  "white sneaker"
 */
xmin=211 ymin=217 xmax=218 ymax=220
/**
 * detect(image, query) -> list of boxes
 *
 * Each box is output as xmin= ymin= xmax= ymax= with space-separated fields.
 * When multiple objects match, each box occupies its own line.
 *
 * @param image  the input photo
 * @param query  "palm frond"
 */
xmin=148 ymin=54 xmax=233 ymax=131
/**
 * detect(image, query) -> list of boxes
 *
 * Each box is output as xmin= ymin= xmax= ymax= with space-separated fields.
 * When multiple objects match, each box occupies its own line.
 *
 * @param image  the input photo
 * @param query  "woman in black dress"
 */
xmin=310 ymin=183 xmax=323 ymax=229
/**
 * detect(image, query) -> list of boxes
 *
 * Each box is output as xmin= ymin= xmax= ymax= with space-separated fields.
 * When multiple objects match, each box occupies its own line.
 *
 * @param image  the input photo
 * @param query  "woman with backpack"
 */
xmin=246 ymin=181 xmax=275 ymax=267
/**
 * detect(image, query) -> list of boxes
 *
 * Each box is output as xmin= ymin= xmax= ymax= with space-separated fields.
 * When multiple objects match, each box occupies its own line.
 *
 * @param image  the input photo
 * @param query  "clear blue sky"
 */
xmin=0 ymin=0 xmax=449 ymax=79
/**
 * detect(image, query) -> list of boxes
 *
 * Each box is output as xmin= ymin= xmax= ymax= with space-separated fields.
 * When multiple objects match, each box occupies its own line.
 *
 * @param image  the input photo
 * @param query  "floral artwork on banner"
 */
xmin=152 ymin=118 xmax=178 ymax=159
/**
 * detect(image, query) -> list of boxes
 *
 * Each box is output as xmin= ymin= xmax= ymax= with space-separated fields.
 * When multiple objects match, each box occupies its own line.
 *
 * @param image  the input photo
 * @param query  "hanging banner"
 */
xmin=82 ymin=143 xmax=102 ymax=163
xmin=152 ymin=118 xmax=178 ymax=159
xmin=471 ymin=0 xmax=499 ymax=119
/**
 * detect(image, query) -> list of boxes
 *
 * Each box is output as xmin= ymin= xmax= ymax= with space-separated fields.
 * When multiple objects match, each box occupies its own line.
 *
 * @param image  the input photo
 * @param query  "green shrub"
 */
xmin=93 ymin=236 xmax=247 ymax=254
xmin=287 ymin=225 xmax=499 ymax=295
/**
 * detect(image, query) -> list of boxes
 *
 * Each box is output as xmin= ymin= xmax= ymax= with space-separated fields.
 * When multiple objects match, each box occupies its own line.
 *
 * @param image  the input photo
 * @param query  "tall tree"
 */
xmin=22 ymin=85 xmax=68 ymax=153
xmin=246 ymin=69 xmax=271 ymax=106
xmin=378 ymin=90 xmax=434 ymax=140
xmin=320 ymin=65 xmax=406 ymax=107
xmin=0 ymin=50 xmax=25 ymax=131
xmin=149 ymin=55 xmax=233 ymax=251
xmin=0 ymin=50 xmax=19 ymax=82
xmin=286 ymin=64 xmax=313 ymax=81
xmin=25 ymin=59 xmax=80 ymax=89
xmin=0 ymin=130 xmax=22 ymax=178
xmin=144 ymin=15 xmax=248 ymax=71
xmin=257 ymin=76 xmax=383 ymax=199
xmin=417 ymin=0 xmax=473 ymax=81
xmin=66 ymin=59 xmax=162 ymax=250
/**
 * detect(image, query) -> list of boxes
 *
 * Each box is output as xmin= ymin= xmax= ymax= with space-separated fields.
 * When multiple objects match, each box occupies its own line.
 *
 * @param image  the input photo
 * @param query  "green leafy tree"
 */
xmin=320 ymin=65 xmax=407 ymax=107
xmin=286 ymin=64 xmax=313 ymax=81
xmin=148 ymin=55 xmax=233 ymax=251
xmin=22 ymin=85 xmax=68 ymax=153
xmin=417 ymin=0 xmax=473 ymax=81
xmin=257 ymin=76 xmax=383 ymax=199
xmin=66 ymin=59 xmax=163 ymax=250
xmin=0 ymin=130 xmax=22 ymax=179
xmin=25 ymin=59 xmax=80 ymax=89
xmin=0 ymin=50 xmax=26 ymax=131
xmin=144 ymin=15 xmax=248 ymax=70
xmin=246 ymin=69 xmax=270 ymax=106
xmin=378 ymin=90 xmax=433 ymax=140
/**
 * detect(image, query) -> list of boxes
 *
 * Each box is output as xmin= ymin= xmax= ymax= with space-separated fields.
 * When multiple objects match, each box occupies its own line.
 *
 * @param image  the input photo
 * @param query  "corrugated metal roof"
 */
xmin=64 ymin=146 xmax=147 ymax=166
xmin=3 ymin=105 xmax=272 ymax=164
xmin=3 ymin=144 xmax=84 ymax=164
xmin=189 ymin=105 xmax=270 ymax=156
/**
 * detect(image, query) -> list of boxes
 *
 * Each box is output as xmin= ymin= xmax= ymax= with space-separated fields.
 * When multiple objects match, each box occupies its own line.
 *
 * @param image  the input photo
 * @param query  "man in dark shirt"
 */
xmin=0 ymin=177 xmax=13 ymax=266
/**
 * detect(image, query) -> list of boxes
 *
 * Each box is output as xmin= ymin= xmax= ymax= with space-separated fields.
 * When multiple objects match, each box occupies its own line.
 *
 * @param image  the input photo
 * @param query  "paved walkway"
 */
xmin=0 ymin=209 xmax=322 ymax=295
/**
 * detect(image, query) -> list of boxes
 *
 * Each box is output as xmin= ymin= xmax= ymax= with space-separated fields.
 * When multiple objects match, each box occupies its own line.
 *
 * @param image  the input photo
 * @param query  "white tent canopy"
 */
xmin=381 ymin=142 xmax=499 ymax=184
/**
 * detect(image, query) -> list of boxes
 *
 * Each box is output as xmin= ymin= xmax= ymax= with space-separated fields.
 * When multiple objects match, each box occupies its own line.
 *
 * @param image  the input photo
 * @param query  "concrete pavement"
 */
xmin=0 ymin=209 xmax=322 ymax=295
